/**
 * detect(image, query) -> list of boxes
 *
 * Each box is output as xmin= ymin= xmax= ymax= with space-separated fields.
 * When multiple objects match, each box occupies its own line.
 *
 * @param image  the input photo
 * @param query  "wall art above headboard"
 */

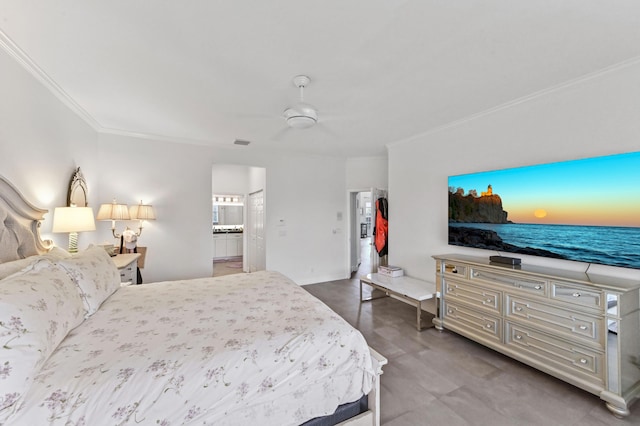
xmin=67 ymin=167 xmax=88 ymax=207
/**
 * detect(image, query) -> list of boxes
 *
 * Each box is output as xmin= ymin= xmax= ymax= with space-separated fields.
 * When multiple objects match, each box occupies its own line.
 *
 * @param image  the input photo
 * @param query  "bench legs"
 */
xmin=360 ymin=279 xmax=433 ymax=331
xmin=360 ymin=280 xmax=389 ymax=302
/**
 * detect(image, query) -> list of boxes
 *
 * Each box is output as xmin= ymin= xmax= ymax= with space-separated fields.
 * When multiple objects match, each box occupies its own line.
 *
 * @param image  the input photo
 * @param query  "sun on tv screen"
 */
xmin=448 ymin=151 xmax=640 ymax=269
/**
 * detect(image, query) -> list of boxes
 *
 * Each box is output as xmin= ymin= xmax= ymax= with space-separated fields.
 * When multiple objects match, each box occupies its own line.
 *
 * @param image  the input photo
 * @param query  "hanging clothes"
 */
xmin=374 ymin=197 xmax=388 ymax=257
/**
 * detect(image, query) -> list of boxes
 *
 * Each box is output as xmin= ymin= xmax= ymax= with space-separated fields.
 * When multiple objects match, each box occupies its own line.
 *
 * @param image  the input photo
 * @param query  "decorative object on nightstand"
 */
xmin=122 ymin=228 xmax=138 ymax=251
xmin=52 ymin=206 xmax=96 ymax=253
xmin=129 ymin=200 xmax=156 ymax=237
xmin=96 ymin=199 xmax=130 ymax=238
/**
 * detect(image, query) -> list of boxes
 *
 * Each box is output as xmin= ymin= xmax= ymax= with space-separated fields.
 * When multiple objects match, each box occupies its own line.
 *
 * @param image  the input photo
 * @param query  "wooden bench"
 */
xmin=360 ymin=273 xmax=438 ymax=331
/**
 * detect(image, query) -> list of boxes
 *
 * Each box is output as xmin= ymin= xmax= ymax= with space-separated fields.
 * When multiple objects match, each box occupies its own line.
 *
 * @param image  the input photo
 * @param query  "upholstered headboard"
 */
xmin=0 ymin=175 xmax=53 ymax=263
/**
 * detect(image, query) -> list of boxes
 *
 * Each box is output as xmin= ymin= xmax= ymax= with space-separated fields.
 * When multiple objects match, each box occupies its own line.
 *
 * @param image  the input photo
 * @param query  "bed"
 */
xmin=0 ymin=175 xmax=386 ymax=426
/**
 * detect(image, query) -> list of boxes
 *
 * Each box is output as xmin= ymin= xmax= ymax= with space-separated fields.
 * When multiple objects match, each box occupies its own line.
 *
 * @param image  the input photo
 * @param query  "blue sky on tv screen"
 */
xmin=448 ymin=151 xmax=640 ymax=227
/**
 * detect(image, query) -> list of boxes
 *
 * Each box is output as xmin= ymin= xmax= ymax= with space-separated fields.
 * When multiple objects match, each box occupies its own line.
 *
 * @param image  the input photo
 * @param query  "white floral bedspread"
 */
xmin=6 ymin=271 xmax=375 ymax=425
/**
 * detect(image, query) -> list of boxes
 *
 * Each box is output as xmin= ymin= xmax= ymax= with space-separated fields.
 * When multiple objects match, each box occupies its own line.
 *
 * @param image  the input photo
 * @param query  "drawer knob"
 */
xmin=473 ymin=272 xmax=479 ymax=277
xmin=448 ymin=309 xmax=453 ymax=314
xmin=515 ymin=307 xmax=523 ymax=312
xmin=485 ymin=298 xmax=492 ymax=303
xmin=448 ymin=287 xmax=453 ymax=292
xmin=486 ymin=324 xmax=492 ymax=329
xmin=579 ymin=325 xmax=588 ymax=330
xmin=534 ymin=285 xmax=542 ymax=290
xmin=579 ymin=358 xmax=588 ymax=364
xmin=515 ymin=334 xmax=523 ymax=340
xmin=572 ymin=292 xmax=581 ymax=297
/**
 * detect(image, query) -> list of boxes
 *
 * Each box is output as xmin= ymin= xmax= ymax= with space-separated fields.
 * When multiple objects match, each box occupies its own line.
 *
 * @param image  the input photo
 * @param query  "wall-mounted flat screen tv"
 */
xmin=448 ymin=151 xmax=640 ymax=269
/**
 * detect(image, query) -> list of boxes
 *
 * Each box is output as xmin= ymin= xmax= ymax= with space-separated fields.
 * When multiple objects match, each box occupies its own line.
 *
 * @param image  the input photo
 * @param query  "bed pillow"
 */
xmin=55 ymin=246 xmax=121 ymax=317
xmin=0 ymin=258 xmax=34 ymax=280
xmin=40 ymin=246 xmax=72 ymax=261
xmin=0 ymin=259 xmax=85 ymax=420
xmin=0 ymin=247 xmax=72 ymax=281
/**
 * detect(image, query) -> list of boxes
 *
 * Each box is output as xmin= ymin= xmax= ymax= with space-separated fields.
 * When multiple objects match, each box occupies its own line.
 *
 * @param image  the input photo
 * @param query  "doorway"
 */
xmin=349 ymin=190 xmax=372 ymax=277
xmin=212 ymin=164 xmax=266 ymax=277
xmin=212 ymin=194 xmax=245 ymax=277
xmin=349 ymin=188 xmax=387 ymax=278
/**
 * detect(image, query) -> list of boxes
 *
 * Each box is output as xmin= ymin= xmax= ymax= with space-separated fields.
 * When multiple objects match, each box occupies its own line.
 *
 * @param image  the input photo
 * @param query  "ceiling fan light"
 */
xmin=284 ymin=103 xmax=318 ymax=129
xmin=283 ymin=76 xmax=319 ymax=129
xmin=287 ymin=115 xmax=317 ymax=129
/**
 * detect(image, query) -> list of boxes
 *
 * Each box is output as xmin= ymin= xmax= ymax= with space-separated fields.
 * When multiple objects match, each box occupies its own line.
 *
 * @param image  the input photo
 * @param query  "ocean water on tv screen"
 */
xmin=450 ymin=223 xmax=640 ymax=269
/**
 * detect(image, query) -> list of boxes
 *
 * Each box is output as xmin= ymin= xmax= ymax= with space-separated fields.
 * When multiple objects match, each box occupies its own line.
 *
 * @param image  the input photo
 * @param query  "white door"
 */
xmin=370 ymin=188 xmax=388 ymax=273
xmin=350 ymin=192 xmax=360 ymax=273
xmin=247 ymin=190 xmax=266 ymax=272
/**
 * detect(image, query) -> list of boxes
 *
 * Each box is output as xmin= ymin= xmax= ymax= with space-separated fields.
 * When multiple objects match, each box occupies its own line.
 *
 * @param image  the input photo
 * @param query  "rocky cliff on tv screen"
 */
xmin=448 ymin=151 xmax=640 ymax=269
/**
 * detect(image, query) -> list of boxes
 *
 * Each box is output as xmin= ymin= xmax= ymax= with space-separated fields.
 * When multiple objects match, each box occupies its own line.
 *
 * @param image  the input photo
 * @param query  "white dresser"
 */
xmin=433 ymin=254 xmax=640 ymax=418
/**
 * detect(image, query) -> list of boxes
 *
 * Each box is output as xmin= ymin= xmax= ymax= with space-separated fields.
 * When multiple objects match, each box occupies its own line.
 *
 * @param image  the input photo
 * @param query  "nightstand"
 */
xmin=112 ymin=253 xmax=141 ymax=285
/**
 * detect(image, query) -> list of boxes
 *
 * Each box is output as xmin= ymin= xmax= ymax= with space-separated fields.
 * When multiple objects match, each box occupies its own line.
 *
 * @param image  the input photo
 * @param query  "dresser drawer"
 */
xmin=119 ymin=261 xmax=137 ymax=284
xmin=550 ymin=282 xmax=603 ymax=311
xmin=441 ymin=262 xmax=469 ymax=279
xmin=444 ymin=279 xmax=501 ymax=315
xmin=505 ymin=322 xmax=605 ymax=387
xmin=470 ymin=267 xmax=547 ymax=296
xmin=505 ymin=295 xmax=605 ymax=349
xmin=443 ymin=300 xmax=502 ymax=343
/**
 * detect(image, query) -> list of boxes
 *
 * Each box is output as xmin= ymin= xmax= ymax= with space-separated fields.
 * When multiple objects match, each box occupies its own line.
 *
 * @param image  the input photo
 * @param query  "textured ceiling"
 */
xmin=1 ymin=1 xmax=640 ymax=157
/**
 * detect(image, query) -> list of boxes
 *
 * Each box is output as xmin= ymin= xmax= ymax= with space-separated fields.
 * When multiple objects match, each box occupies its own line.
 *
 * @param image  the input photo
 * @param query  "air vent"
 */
xmin=234 ymin=139 xmax=251 ymax=146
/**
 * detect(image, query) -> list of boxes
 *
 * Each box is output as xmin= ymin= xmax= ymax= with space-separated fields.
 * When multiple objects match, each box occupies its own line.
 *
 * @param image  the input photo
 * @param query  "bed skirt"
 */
xmin=302 ymin=394 xmax=368 ymax=426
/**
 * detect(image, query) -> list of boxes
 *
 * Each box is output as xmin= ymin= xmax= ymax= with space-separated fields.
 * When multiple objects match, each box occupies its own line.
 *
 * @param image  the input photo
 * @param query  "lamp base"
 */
xmin=68 ymin=232 xmax=79 ymax=254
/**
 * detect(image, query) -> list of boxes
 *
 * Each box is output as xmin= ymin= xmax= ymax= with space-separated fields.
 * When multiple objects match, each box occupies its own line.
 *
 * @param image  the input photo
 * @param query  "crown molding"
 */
xmin=99 ymin=127 xmax=237 ymax=149
xmin=0 ymin=28 xmax=101 ymax=131
xmin=388 ymin=55 xmax=640 ymax=149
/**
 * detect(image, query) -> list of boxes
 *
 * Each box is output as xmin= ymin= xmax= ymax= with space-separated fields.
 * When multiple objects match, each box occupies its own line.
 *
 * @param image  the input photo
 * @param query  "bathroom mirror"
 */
xmin=215 ymin=205 xmax=243 ymax=225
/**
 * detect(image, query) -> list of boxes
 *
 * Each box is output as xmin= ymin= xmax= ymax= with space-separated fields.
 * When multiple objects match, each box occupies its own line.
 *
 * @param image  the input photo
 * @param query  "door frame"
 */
xmin=347 ymin=188 xmax=377 ymax=277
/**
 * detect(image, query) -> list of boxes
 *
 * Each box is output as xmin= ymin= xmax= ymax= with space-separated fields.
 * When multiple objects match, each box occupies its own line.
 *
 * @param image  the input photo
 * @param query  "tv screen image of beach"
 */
xmin=448 ymin=151 xmax=640 ymax=269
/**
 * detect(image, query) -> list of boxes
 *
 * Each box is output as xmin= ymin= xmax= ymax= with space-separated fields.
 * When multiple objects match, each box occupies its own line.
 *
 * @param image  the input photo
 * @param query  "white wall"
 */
xmin=346 ymin=156 xmax=388 ymax=191
xmin=96 ymin=133 xmax=349 ymax=284
xmin=388 ymin=60 xmax=640 ymax=282
xmin=2 ymin=44 xmax=355 ymax=286
xmin=0 ymin=48 xmax=99 ymax=250
xmin=212 ymin=164 xmax=251 ymax=195
xmin=248 ymin=166 xmax=266 ymax=194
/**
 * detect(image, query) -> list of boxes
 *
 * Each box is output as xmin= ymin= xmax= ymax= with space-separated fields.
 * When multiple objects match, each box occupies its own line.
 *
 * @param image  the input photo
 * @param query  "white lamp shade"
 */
xmin=129 ymin=203 xmax=156 ymax=220
xmin=52 ymin=207 xmax=96 ymax=233
xmin=96 ymin=203 xmax=130 ymax=221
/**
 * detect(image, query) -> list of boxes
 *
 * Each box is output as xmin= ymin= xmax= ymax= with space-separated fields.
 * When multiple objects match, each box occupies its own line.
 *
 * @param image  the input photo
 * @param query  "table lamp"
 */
xmin=129 ymin=200 xmax=156 ymax=236
xmin=52 ymin=206 xmax=96 ymax=253
xmin=96 ymin=200 xmax=130 ymax=238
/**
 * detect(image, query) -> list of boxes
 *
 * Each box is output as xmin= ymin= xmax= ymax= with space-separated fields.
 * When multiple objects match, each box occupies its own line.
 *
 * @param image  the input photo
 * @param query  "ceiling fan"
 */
xmin=283 ymin=75 xmax=318 ymax=129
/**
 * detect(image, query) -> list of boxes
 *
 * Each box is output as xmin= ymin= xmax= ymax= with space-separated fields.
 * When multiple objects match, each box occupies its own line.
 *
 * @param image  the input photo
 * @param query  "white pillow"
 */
xmin=0 ymin=258 xmax=34 ymax=280
xmin=0 ymin=259 xmax=85 ymax=420
xmin=56 ymin=246 xmax=121 ymax=317
xmin=40 ymin=246 xmax=72 ymax=261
